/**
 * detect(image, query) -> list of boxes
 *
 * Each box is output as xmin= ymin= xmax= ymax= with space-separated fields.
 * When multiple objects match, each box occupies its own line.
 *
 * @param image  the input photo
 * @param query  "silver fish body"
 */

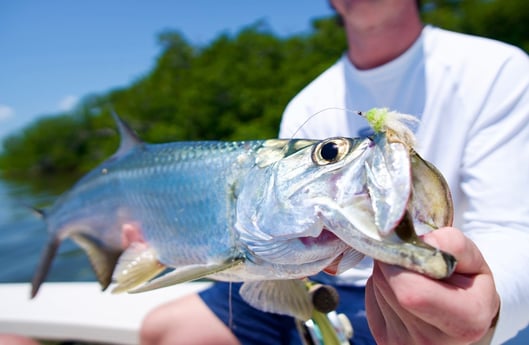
xmin=31 ymin=115 xmax=456 ymax=320
xmin=109 ymin=139 xmax=352 ymax=277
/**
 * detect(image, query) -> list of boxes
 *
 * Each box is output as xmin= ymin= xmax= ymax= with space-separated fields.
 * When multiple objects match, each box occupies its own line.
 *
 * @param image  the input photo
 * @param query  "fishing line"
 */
xmin=289 ymin=107 xmax=363 ymax=139
xmin=228 ymin=281 xmax=234 ymax=330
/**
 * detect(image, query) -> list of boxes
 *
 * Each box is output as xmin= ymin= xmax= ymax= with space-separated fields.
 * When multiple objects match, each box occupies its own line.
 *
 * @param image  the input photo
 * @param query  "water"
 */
xmin=0 ymin=177 xmax=528 ymax=343
xmin=0 ymin=177 xmax=95 ymax=284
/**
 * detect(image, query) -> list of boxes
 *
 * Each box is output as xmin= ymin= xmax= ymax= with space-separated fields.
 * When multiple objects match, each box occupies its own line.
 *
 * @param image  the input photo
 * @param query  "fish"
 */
xmin=30 ymin=112 xmax=456 ymax=320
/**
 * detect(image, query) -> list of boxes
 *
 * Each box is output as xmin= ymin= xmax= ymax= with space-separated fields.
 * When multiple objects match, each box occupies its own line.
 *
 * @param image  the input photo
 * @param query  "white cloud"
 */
xmin=58 ymin=95 xmax=79 ymax=111
xmin=0 ymin=104 xmax=15 ymax=122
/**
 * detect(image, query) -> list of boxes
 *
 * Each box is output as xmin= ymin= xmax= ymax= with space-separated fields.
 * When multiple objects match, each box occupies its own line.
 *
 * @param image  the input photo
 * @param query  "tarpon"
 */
xmin=31 ymin=113 xmax=455 ymax=320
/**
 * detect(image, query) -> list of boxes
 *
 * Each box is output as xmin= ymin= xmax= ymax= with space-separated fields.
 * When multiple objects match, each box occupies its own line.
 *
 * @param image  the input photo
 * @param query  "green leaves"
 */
xmin=0 ymin=17 xmax=345 ymax=179
xmin=422 ymin=0 xmax=529 ymax=51
xmin=3 ymin=1 xmax=529 ymax=180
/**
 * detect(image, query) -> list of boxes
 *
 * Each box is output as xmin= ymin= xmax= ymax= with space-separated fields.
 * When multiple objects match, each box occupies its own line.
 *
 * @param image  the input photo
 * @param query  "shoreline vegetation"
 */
xmin=1 ymin=1 xmax=528 ymax=189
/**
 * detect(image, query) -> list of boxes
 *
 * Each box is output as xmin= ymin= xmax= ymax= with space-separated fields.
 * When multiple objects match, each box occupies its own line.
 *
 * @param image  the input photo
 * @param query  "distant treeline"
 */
xmin=1 ymin=0 xmax=528 ymax=179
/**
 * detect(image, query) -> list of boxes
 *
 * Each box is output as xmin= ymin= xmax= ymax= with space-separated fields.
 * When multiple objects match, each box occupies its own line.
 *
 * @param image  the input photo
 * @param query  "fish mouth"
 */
xmin=298 ymin=228 xmax=340 ymax=246
xmin=299 ymin=227 xmax=366 ymax=276
xmin=299 ymin=228 xmax=351 ymax=274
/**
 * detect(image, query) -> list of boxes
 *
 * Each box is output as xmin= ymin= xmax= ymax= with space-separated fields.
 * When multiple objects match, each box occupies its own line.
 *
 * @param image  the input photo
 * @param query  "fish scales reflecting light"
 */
xmin=30 ymin=111 xmax=455 ymax=320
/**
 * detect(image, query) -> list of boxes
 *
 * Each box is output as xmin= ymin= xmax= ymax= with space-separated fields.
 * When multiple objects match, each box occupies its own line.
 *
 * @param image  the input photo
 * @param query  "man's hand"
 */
xmin=365 ymin=227 xmax=500 ymax=345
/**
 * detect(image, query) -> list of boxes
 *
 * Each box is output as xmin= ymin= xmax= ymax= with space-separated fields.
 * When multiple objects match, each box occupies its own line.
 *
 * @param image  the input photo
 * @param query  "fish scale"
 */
xmin=31 ymin=113 xmax=456 ymax=322
xmin=80 ymin=140 xmax=264 ymax=265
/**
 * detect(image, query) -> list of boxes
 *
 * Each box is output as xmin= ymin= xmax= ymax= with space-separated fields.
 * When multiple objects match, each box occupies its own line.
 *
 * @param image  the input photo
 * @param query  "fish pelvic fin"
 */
xmin=129 ymin=258 xmax=244 ymax=294
xmin=70 ymin=234 xmax=122 ymax=291
xmin=111 ymin=243 xmax=166 ymax=294
xmin=31 ymin=237 xmax=60 ymax=298
xmin=110 ymin=111 xmax=143 ymax=158
xmin=239 ymin=280 xmax=314 ymax=321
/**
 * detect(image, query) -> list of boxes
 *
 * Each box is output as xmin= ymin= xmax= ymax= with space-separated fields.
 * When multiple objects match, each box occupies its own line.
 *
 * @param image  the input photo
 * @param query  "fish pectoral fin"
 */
xmin=324 ymin=248 xmax=365 ymax=275
xmin=70 ymin=234 xmax=122 ymax=291
xmin=337 ymin=248 xmax=365 ymax=274
xmin=239 ymin=280 xmax=313 ymax=321
xmin=129 ymin=258 xmax=244 ymax=293
xmin=111 ymin=243 xmax=166 ymax=294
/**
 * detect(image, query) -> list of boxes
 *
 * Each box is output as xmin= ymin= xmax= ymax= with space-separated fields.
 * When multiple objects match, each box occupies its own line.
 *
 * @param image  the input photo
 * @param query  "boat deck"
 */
xmin=0 ymin=282 xmax=211 ymax=344
xmin=2 ymin=282 xmax=529 ymax=344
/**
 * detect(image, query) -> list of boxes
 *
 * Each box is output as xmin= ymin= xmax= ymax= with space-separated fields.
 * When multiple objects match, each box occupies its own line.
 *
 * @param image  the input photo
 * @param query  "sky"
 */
xmin=0 ymin=1 xmax=335 ymax=145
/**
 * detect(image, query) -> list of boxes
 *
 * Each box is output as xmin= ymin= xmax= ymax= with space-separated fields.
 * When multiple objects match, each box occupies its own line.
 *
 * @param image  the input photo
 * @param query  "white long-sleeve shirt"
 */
xmin=279 ymin=25 xmax=529 ymax=344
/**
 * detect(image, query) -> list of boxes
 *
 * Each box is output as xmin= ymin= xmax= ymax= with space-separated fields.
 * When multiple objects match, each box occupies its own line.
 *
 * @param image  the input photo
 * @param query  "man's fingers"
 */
xmin=368 ymin=263 xmax=451 ymax=344
xmin=377 ymin=262 xmax=494 ymax=341
xmin=422 ymin=227 xmax=490 ymax=275
xmin=365 ymin=277 xmax=388 ymax=343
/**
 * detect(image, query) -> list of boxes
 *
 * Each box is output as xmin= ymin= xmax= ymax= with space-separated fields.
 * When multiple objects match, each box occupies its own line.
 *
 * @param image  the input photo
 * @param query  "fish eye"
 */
xmin=312 ymin=138 xmax=350 ymax=165
xmin=321 ymin=142 xmax=339 ymax=161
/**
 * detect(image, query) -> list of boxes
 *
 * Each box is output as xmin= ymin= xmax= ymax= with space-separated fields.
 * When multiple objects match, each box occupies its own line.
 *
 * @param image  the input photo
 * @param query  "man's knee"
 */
xmin=140 ymin=293 xmax=240 ymax=345
xmin=0 ymin=334 xmax=40 ymax=345
xmin=140 ymin=305 xmax=169 ymax=345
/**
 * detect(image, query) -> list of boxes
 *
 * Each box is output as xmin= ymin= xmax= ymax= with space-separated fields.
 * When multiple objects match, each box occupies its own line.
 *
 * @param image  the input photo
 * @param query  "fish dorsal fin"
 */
xmin=111 ymin=111 xmax=142 ymax=158
xmin=111 ymin=242 xmax=166 ymax=293
xmin=70 ymin=234 xmax=122 ymax=291
xmin=129 ymin=258 xmax=244 ymax=293
xmin=239 ymin=280 xmax=313 ymax=321
xmin=31 ymin=237 xmax=60 ymax=298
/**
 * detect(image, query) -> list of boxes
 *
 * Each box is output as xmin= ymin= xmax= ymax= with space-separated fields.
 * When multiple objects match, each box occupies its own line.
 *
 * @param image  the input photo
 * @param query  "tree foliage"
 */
xmin=422 ymin=0 xmax=529 ymax=51
xmin=1 ymin=0 xmax=528 ymax=180
xmin=0 ymin=17 xmax=346 ymax=179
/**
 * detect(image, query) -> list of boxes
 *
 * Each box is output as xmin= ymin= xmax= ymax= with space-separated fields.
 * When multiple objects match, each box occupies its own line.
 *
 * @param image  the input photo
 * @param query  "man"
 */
xmin=141 ymin=1 xmax=529 ymax=344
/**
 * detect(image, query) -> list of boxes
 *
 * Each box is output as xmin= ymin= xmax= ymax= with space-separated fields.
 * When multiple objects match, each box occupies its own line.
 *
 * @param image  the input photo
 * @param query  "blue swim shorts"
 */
xmin=199 ymin=281 xmax=375 ymax=345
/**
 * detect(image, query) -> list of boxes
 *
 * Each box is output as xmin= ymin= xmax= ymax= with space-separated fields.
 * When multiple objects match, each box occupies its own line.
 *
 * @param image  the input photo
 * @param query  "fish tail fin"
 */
xmin=31 ymin=236 xmax=60 ymax=298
